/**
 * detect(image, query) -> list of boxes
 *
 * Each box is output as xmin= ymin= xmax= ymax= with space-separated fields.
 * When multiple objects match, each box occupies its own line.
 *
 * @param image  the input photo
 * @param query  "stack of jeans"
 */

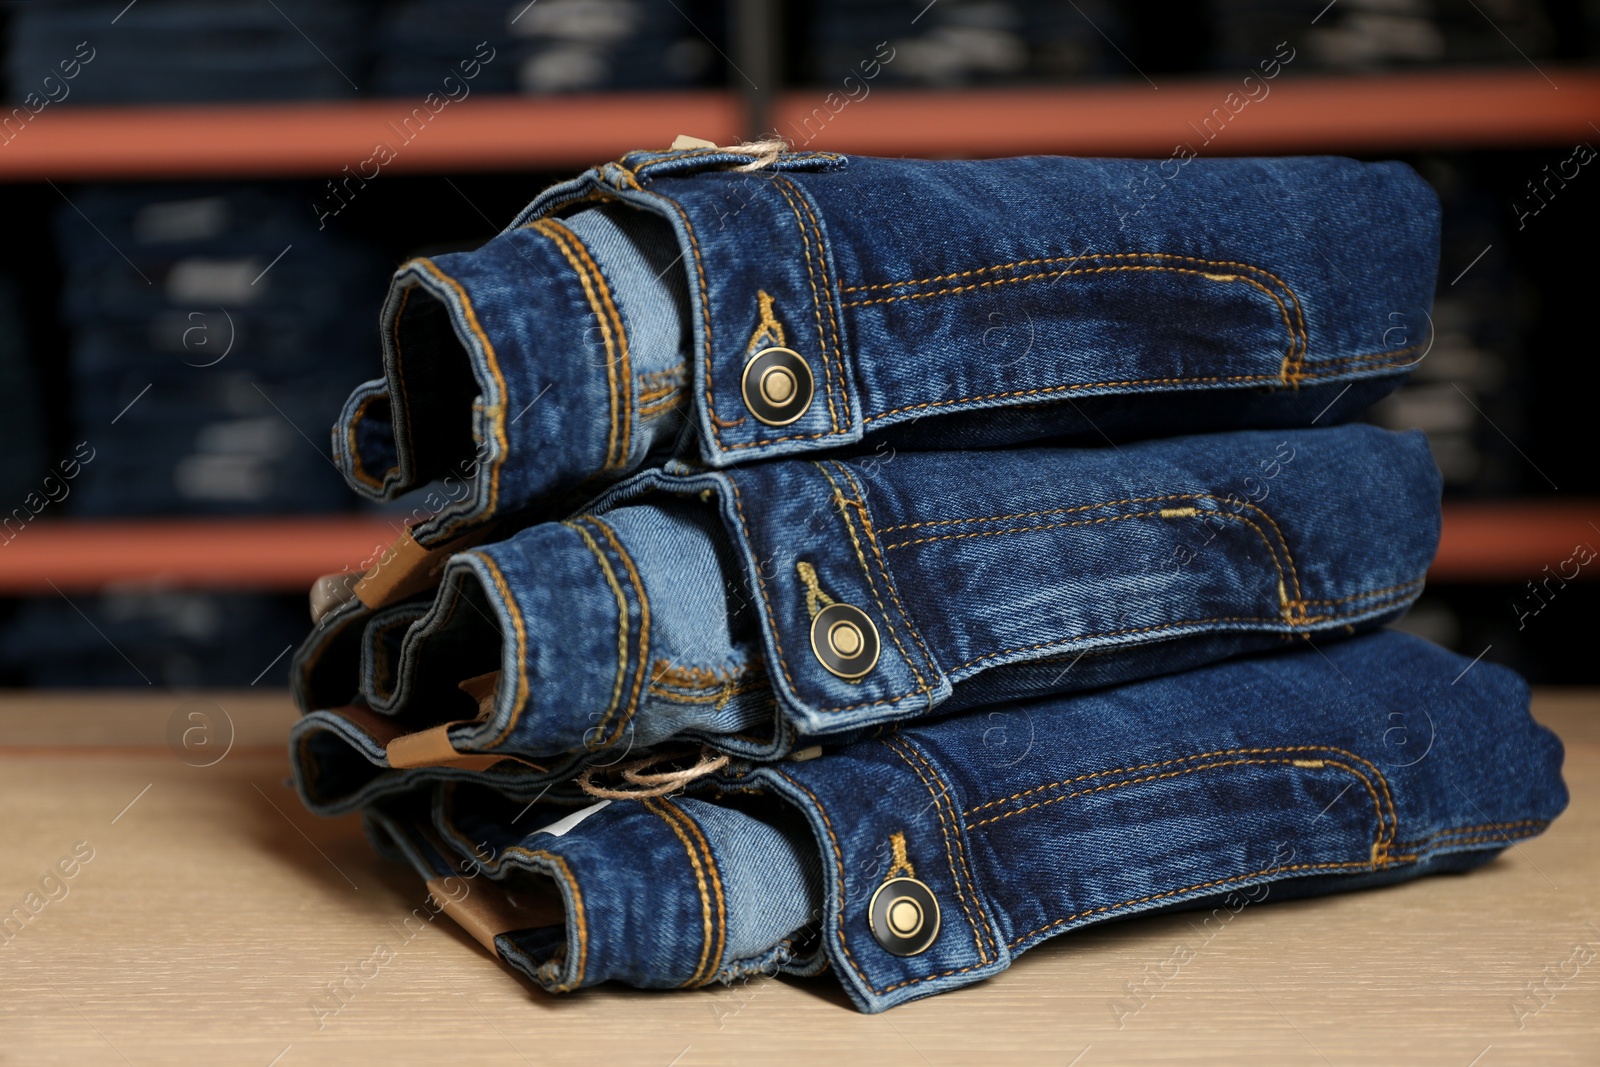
xmin=291 ymin=147 xmax=1567 ymax=1011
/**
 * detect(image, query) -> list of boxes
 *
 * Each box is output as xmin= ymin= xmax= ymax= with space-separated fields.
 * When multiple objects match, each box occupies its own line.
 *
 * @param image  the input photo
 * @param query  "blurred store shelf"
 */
xmin=1 ymin=69 xmax=1595 ymax=180
xmin=0 ymin=502 xmax=1592 ymax=592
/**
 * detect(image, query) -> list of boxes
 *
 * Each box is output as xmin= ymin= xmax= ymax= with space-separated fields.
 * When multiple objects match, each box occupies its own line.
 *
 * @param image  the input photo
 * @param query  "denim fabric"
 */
xmin=334 ymin=149 xmax=1439 ymax=546
xmin=365 ymin=785 xmax=827 ymax=992
xmin=335 ymin=200 xmax=690 ymax=530
xmin=289 ymin=422 xmax=1441 ymax=810
xmin=358 ymin=630 xmax=1566 ymax=1009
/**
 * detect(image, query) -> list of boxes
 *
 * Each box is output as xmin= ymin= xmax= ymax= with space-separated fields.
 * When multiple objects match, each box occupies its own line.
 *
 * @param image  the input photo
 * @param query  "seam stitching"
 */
xmin=963 ymin=757 xmax=1386 ymax=851
xmin=585 ymin=514 xmax=652 ymax=748
xmin=856 ymin=349 xmax=1421 ymax=427
xmin=561 ymin=520 xmax=632 ymax=747
xmin=478 ymin=554 xmax=530 ymax=748
xmin=813 ymin=463 xmax=932 ymax=697
xmin=883 ymin=504 xmax=1297 ymax=618
xmin=411 ymin=260 xmax=509 ymax=535
xmin=946 ymin=587 xmax=1419 ymax=677
xmin=960 ymin=744 xmax=1397 ymax=859
xmin=832 ymin=462 xmax=942 ymax=691
xmin=345 ymin=388 xmax=388 ymax=489
xmin=775 ymin=174 xmax=851 ymax=427
xmin=530 ymin=219 xmax=630 ymax=470
xmin=768 ymin=175 xmax=841 ymax=432
xmin=884 ymin=735 xmax=997 ymax=962
xmin=667 ymin=797 xmax=728 ymax=989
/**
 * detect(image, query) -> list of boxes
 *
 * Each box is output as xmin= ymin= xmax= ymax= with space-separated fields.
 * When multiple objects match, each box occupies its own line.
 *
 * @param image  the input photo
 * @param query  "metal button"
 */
xmin=869 ymin=877 xmax=941 ymax=956
xmin=810 ymin=603 xmax=880 ymax=679
xmin=741 ymin=346 xmax=814 ymax=426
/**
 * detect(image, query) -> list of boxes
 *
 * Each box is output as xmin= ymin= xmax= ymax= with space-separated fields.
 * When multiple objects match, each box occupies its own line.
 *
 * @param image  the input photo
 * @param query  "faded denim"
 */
xmin=332 ymin=149 xmax=1439 ymax=546
xmin=361 ymin=630 xmax=1566 ymax=1010
xmin=290 ymin=422 xmax=1440 ymax=814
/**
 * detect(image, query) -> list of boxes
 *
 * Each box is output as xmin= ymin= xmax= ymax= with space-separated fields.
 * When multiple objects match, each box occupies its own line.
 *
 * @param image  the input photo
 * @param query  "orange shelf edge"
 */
xmin=0 ymin=92 xmax=743 ymax=180
xmin=1429 ymin=501 xmax=1600 ymax=583
xmin=1 ymin=69 xmax=1596 ymax=181
xmin=779 ymin=68 xmax=1600 ymax=158
xmin=0 ymin=517 xmax=401 ymax=593
xmin=0 ymin=503 xmax=1593 ymax=592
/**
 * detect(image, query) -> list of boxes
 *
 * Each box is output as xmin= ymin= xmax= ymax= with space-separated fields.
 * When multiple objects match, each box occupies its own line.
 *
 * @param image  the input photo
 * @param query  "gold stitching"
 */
xmin=813 ymin=463 xmax=932 ymax=697
xmin=562 ymin=520 xmax=631 ymax=746
xmin=769 ymin=176 xmax=841 ymax=432
xmin=885 ymin=735 xmax=997 ymax=962
xmin=776 ymin=175 xmax=852 ymax=427
xmin=410 ymin=260 xmax=511 ymax=534
xmin=530 ymin=219 xmax=631 ymax=470
xmin=585 ymin=515 xmax=652 ymax=748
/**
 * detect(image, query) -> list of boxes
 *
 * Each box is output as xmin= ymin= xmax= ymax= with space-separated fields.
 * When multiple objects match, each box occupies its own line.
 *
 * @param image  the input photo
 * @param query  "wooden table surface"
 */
xmin=1 ymin=689 xmax=1596 ymax=1066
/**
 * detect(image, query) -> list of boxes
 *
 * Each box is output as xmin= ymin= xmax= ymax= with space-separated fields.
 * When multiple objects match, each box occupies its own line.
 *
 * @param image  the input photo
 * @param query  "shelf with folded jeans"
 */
xmin=3 ymin=69 xmax=1598 ymax=181
xmin=0 ymin=589 xmax=310 ymax=688
xmin=1 ymin=0 xmax=727 ymax=108
xmin=51 ymin=183 xmax=387 ymax=517
xmin=795 ymin=0 xmax=1588 ymax=88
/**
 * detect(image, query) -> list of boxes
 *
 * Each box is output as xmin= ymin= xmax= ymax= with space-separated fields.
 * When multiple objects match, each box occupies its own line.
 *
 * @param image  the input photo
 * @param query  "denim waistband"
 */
xmin=336 ymin=148 xmax=1438 ymax=545
xmin=303 ymin=424 xmax=1438 ymax=776
xmin=359 ymin=630 xmax=1566 ymax=1011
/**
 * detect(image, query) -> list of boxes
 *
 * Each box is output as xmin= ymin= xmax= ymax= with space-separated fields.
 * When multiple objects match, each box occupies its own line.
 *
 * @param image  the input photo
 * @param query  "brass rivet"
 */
xmin=810 ymin=603 xmax=880 ymax=679
xmin=760 ymin=365 xmax=796 ymax=405
xmin=741 ymin=347 xmax=814 ymax=426
xmin=869 ymin=877 xmax=940 ymax=956
xmin=888 ymin=898 xmax=923 ymax=937
xmin=827 ymin=620 xmax=863 ymax=657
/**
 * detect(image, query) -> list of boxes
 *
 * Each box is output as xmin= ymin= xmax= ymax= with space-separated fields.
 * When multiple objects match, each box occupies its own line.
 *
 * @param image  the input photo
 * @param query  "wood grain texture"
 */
xmin=1 ymin=690 xmax=1595 ymax=1065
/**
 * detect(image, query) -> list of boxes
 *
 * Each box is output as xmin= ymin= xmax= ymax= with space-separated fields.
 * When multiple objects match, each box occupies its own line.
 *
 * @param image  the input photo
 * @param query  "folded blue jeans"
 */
xmin=360 ymin=630 xmax=1566 ymax=1011
xmin=332 ymin=149 xmax=1439 ymax=545
xmin=289 ymin=422 xmax=1440 ymax=812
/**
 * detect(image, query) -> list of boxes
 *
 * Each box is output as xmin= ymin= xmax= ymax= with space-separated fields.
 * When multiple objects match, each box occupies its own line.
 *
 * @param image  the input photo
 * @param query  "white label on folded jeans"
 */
xmin=166 ymin=257 xmax=264 ymax=305
xmin=534 ymin=799 xmax=611 ymax=838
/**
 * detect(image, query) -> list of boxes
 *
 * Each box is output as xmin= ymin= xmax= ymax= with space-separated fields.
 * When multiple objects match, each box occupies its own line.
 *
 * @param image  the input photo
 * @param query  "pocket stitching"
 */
xmin=882 ymin=501 xmax=1302 ymax=620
